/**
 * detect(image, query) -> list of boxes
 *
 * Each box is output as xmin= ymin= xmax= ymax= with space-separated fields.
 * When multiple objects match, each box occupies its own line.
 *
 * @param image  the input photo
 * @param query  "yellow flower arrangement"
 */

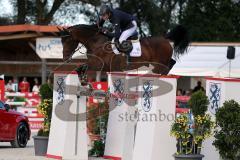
xmin=171 ymin=91 xmax=215 ymax=156
xmin=171 ymin=113 xmax=214 ymax=155
xmin=37 ymin=99 xmax=53 ymax=132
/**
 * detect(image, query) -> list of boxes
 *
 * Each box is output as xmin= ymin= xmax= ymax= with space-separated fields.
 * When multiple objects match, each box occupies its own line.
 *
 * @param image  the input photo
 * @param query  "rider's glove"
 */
xmin=99 ymin=27 xmax=114 ymax=38
xmin=100 ymin=27 xmax=108 ymax=34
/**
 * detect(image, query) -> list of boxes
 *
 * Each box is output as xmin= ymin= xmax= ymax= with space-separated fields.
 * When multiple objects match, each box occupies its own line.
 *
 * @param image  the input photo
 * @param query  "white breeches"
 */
xmin=119 ymin=20 xmax=137 ymax=43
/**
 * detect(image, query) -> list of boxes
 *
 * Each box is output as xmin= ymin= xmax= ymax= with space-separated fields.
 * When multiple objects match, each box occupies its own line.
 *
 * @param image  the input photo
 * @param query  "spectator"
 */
xmin=32 ymin=80 xmax=40 ymax=93
xmin=177 ymin=89 xmax=183 ymax=96
xmin=0 ymin=74 xmax=4 ymax=80
xmin=47 ymin=78 xmax=52 ymax=85
xmin=5 ymin=80 xmax=14 ymax=92
xmin=34 ymin=78 xmax=38 ymax=84
xmin=193 ymin=81 xmax=205 ymax=93
xmin=186 ymin=89 xmax=192 ymax=96
xmin=19 ymin=77 xmax=30 ymax=92
xmin=12 ymin=78 xmax=18 ymax=92
xmin=182 ymin=90 xmax=186 ymax=96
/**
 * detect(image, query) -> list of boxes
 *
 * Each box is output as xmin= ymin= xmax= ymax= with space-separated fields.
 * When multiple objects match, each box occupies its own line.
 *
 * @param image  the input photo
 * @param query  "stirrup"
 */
xmin=117 ymin=40 xmax=132 ymax=53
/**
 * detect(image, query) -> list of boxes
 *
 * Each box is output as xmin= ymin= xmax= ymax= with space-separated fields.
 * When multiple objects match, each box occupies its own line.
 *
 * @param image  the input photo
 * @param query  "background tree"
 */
xmin=0 ymin=17 xmax=12 ymax=25
xmin=10 ymin=0 xmax=101 ymax=25
xmin=119 ymin=0 xmax=185 ymax=36
xmin=10 ymin=0 xmax=65 ymax=24
xmin=7 ymin=0 xmax=184 ymax=36
xmin=214 ymin=100 xmax=240 ymax=159
xmin=181 ymin=0 xmax=240 ymax=42
xmin=0 ymin=0 xmax=239 ymax=41
xmin=51 ymin=0 xmax=101 ymax=25
xmin=16 ymin=0 xmax=27 ymax=24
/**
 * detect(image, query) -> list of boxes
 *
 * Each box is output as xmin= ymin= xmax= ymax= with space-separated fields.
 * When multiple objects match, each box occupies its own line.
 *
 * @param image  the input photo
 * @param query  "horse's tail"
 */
xmin=165 ymin=25 xmax=190 ymax=59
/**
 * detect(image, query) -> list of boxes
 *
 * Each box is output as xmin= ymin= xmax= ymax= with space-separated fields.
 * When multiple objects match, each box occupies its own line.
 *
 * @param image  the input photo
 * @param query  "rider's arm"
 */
xmin=104 ymin=19 xmax=121 ymax=38
xmin=98 ymin=18 xmax=105 ymax=27
xmin=113 ymin=22 xmax=121 ymax=38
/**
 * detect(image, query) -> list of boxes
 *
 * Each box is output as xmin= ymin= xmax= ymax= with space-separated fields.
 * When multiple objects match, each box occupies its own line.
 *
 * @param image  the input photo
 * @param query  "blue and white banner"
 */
xmin=36 ymin=38 xmax=87 ymax=59
xmin=112 ymin=79 xmax=125 ymax=106
xmin=141 ymin=80 xmax=153 ymax=112
xmin=208 ymin=82 xmax=221 ymax=115
xmin=56 ymin=76 xmax=66 ymax=105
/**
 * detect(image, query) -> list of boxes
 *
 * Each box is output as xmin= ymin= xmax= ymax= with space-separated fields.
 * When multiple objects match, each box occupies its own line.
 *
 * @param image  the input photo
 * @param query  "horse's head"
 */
xmin=58 ymin=25 xmax=101 ymax=61
xmin=58 ymin=27 xmax=79 ymax=61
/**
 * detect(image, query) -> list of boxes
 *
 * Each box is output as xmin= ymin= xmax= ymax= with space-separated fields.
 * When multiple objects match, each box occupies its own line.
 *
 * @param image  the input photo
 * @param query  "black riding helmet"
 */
xmin=99 ymin=5 xmax=111 ymax=16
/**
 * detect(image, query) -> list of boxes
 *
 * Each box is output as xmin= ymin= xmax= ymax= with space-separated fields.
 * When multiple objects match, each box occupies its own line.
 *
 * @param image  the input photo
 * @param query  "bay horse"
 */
xmin=59 ymin=24 xmax=189 ymax=74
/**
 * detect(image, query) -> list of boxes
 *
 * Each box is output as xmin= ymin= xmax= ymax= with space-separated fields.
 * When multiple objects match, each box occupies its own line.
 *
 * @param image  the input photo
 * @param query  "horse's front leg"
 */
xmin=75 ymin=64 xmax=88 ymax=85
xmin=152 ymin=63 xmax=169 ymax=75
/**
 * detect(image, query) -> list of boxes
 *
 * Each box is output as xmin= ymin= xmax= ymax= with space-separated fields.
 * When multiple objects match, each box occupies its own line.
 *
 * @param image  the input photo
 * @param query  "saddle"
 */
xmin=127 ymin=31 xmax=139 ymax=41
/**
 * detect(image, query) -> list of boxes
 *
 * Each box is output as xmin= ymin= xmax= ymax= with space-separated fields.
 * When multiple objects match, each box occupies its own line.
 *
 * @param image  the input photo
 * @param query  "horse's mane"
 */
xmin=59 ymin=24 xmax=99 ymax=39
xmin=68 ymin=24 xmax=99 ymax=32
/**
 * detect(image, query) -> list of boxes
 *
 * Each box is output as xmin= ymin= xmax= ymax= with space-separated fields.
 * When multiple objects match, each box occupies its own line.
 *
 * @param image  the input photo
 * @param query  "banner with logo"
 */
xmin=208 ymin=82 xmax=221 ymax=115
xmin=36 ymin=38 xmax=87 ymax=59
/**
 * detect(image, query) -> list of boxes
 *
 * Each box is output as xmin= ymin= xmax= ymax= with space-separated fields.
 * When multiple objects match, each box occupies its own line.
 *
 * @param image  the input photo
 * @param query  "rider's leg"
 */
xmin=119 ymin=21 xmax=137 ymax=43
xmin=118 ymin=21 xmax=137 ymax=63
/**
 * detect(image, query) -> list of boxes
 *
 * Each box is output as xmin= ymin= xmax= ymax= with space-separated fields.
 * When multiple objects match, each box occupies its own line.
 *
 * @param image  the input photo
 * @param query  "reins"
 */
xmin=62 ymin=28 xmax=107 ymax=71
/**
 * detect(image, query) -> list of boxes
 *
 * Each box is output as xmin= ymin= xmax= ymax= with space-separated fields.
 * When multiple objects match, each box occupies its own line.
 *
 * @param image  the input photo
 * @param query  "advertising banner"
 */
xmin=36 ymin=38 xmax=87 ymax=59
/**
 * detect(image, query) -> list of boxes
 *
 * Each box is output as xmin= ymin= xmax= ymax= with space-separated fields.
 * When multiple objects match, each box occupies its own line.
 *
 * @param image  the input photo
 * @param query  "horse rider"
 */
xmin=97 ymin=5 xmax=138 ymax=52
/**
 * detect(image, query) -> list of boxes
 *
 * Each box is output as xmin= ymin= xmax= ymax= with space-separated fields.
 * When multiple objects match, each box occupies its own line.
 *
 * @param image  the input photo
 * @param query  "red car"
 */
xmin=0 ymin=100 xmax=31 ymax=148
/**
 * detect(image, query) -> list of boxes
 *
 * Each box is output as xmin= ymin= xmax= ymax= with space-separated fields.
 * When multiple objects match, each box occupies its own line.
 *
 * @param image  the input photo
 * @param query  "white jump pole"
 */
xmin=47 ymin=71 xmax=88 ymax=160
xmin=202 ymin=77 xmax=240 ymax=160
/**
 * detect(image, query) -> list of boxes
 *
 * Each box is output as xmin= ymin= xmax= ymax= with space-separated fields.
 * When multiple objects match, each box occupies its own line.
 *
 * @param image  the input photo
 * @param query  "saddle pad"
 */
xmin=111 ymin=39 xmax=142 ymax=57
xmin=130 ymin=40 xmax=141 ymax=57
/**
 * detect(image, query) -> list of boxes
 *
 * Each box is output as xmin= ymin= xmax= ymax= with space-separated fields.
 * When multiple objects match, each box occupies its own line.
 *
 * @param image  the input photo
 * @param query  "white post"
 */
xmin=203 ymin=77 xmax=240 ymax=160
xmin=132 ymin=75 xmax=177 ymax=160
xmin=41 ymin=58 xmax=47 ymax=84
xmin=104 ymin=73 xmax=137 ymax=160
xmin=47 ymin=72 xmax=88 ymax=160
xmin=96 ymin=71 xmax=101 ymax=82
xmin=104 ymin=72 xmax=177 ymax=160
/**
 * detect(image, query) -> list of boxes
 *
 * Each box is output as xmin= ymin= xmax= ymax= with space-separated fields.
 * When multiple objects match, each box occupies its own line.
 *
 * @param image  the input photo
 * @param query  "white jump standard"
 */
xmin=104 ymin=72 xmax=178 ymax=160
xmin=47 ymin=72 xmax=88 ymax=160
xmin=202 ymin=77 xmax=240 ymax=160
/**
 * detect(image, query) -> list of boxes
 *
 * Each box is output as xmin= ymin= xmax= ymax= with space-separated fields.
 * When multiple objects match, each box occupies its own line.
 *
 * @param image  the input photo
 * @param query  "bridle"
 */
xmin=62 ymin=27 xmax=103 ymax=63
xmin=59 ymin=27 xmax=108 ymax=75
